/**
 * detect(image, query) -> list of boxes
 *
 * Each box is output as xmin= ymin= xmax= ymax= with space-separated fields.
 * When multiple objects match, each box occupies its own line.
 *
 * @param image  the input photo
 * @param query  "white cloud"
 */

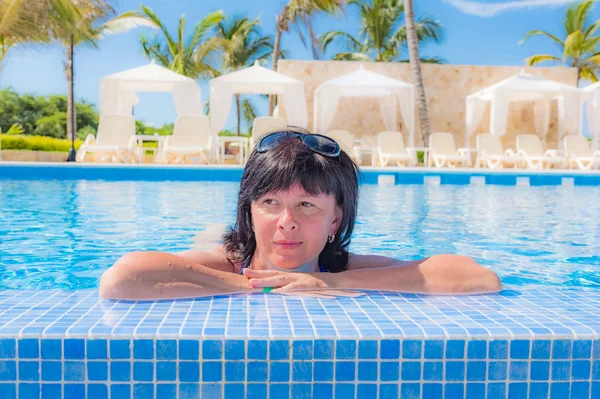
xmin=442 ymin=0 xmax=575 ymax=17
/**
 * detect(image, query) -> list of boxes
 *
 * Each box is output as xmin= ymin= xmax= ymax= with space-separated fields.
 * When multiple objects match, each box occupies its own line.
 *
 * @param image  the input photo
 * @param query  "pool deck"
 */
xmin=0 ymin=288 xmax=598 ymax=398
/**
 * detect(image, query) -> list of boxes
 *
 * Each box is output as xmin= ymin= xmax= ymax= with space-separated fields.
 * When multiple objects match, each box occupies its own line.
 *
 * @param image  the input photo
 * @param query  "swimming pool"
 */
xmin=0 ymin=163 xmax=599 ymax=399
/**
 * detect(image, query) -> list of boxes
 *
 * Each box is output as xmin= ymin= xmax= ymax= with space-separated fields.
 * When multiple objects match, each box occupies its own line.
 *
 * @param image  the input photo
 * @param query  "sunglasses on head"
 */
xmin=256 ymin=132 xmax=341 ymax=158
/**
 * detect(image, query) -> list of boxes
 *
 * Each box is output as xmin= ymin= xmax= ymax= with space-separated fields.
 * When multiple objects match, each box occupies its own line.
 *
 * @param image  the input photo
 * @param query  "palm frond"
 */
xmin=519 ymin=30 xmax=564 ymax=47
xmin=319 ymin=30 xmax=362 ymax=52
xmin=524 ymin=54 xmax=562 ymax=65
xmin=95 ymin=11 xmax=158 ymax=38
xmin=333 ymin=52 xmax=371 ymax=61
xmin=241 ymin=98 xmax=258 ymax=133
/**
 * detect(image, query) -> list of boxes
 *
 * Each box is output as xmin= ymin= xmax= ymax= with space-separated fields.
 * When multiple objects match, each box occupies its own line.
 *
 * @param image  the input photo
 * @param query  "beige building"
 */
xmin=277 ymin=60 xmax=578 ymax=150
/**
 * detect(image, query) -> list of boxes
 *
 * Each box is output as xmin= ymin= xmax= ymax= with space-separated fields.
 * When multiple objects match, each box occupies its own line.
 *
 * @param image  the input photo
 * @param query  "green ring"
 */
xmin=262 ymin=287 xmax=274 ymax=293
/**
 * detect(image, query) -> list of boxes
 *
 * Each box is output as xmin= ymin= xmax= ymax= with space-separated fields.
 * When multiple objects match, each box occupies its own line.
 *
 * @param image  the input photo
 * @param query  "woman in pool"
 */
xmin=100 ymin=128 xmax=502 ymax=300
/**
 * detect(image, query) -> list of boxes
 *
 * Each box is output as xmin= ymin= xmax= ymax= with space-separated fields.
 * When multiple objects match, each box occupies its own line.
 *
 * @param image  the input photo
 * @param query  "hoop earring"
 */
xmin=328 ymin=234 xmax=335 ymax=244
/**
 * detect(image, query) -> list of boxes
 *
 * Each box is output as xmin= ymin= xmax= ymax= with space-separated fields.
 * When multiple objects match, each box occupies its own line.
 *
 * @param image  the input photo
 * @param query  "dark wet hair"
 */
xmin=223 ymin=127 xmax=360 ymax=272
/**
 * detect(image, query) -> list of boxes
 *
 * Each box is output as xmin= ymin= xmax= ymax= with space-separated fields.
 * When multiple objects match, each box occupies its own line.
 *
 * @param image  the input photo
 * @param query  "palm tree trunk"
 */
xmin=404 ymin=0 xmax=432 ymax=146
xmin=65 ymin=35 xmax=77 ymax=141
xmin=269 ymin=7 xmax=287 ymax=115
xmin=236 ymin=94 xmax=241 ymax=136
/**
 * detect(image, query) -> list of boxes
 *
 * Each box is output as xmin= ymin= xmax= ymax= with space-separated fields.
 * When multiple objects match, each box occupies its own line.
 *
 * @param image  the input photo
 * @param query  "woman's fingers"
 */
xmin=248 ymin=275 xmax=291 ymax=288
xmin=243 ymin=269 xmax=279 ymax=278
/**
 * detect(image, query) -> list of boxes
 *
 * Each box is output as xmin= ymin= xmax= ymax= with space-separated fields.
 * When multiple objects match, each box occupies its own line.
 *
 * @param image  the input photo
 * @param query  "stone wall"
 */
xmin=0 ymin=150 xmax=69 ymax=162
xmin=277 ymin=61 xmax=578 ymax=149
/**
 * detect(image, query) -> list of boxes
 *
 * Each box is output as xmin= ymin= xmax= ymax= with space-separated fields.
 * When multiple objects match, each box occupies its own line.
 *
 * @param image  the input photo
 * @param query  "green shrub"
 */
xmin=0 ymin=134 xmax=82 ymax=152
xmin=77 ymin=125 xmax=96 ymax=140
xmin=34 ymin=112 xmax=67 ymax=138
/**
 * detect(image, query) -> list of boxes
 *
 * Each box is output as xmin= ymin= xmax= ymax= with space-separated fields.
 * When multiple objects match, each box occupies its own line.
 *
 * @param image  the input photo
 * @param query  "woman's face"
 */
xmin=251 ymin=184 xmax=341 ymax=270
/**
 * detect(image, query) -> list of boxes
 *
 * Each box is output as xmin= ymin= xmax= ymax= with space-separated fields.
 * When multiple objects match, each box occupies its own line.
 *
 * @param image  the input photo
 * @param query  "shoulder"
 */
xmin=345 ymin=253 xmax=419 ymax=270
xmin=175 ymin=245 xmax=238 ymax=273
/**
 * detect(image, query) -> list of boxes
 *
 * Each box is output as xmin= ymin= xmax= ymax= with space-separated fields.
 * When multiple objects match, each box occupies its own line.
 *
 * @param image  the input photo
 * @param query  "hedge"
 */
xmin=0 ymin=134 xmax=82 ymax=152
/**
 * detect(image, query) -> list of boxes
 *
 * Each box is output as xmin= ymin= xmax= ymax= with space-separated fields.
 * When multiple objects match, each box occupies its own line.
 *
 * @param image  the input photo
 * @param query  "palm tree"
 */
xmin=320 ymin=0 xmax=442 ymax=62
xmin=217 ymin=17 xmax=273 ymax=135
xmin=520 ymin=0 xmax=600 ymax=83
xmin=49 ymin=0 xmax=157 ymax=160
xmin=269 ymin=0 xmax=344 ymax=114
xmin=404 ymin=0 xmax=432 ymax=145
xmin=139 ymin=5 xmax=224 ymax=79
xmin=0 ymin=0 xmax=86 ymax=69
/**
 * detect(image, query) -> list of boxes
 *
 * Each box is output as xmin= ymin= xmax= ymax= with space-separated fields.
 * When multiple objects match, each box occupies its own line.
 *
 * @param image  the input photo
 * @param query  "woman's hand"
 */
xmin=243 ymin=268 xmax=330 ymax=292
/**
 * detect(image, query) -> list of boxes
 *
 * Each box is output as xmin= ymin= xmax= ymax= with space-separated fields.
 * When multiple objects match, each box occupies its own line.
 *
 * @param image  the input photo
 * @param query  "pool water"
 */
xmin=0 ymin=180 xmax=599 ymax=290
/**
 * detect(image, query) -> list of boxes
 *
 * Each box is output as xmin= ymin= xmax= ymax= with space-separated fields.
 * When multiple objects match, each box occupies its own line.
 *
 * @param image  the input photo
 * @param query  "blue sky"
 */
xmin=0 ymin=0 xmax=596 ymax=131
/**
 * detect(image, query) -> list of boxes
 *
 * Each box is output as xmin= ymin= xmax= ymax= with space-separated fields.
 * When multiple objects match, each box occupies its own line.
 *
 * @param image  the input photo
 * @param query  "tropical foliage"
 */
xmin=320 ymin=0 xmax=442 ymax=62
xmin=520 ymin=0 xmax=600 ymax=83
xmin=217 ymin=17 xmax=273 ymax=134
xmin=0 ymin=134 xmax=83 ymax=152
xmin=139 ymin=5 xmax=224 ymax=79
xmin=269 ymin=0 xmax=343 ymax=113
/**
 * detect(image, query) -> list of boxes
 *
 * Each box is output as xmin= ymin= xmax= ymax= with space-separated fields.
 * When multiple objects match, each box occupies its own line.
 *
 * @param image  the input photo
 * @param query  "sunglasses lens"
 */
xmin=304 ymin=135 xmax=339 ymax=155
xmin=257 ymin=133 xmax=286 ymax=151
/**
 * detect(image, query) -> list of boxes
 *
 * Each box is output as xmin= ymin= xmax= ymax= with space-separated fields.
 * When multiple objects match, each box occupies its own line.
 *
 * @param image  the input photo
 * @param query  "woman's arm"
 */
xmin=245 ymin=254 xmax=502 ymax=294
xmin=99 ymin=250 xmax=254 ymax=300
xmin=327 ymin=254 xmax=502 ymax=294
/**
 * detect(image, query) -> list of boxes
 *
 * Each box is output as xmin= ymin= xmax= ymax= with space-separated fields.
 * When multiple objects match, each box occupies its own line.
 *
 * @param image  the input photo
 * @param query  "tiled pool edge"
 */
xmin=0 ymin=289 xmax=599 ymax=398
xmin=1 ymin=162 xmax=600 ymax=186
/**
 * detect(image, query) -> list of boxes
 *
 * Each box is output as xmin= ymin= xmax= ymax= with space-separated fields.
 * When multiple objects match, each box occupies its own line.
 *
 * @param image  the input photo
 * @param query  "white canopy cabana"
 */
xmin=583 ymin=82 xmax=600 ymax=150
xmin=465 ymin=72 xmax=583 ymax=147
xmin=99 ymin=60 xmax=203 ymax=118
xmin=209 ymin=61 xmax=308 ymax=133
xmin=313 ymin=67 xmax=415 ymax=146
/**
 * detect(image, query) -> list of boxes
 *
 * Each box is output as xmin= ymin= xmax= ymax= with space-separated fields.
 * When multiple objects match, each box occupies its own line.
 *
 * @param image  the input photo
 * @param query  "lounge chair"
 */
xmin=377 ymin=131 xmax=416 ymax=167
xmin=76 ymin=115 xmax=137 ymax=163
xmin=516 ymin=134 xmax=566 ymax=170
xmin=158 ymin=116 xmax=213 ymax=164
xmin=475 ymin=133 xmax=525 ymax=169
xmin=251 ymin=116 xmax=287 ymax=148
xmin=326 ymin=130 xmax=362 ymax=164
xmin=564 ymin=135 xmax=600 ymax=170
xmin=428 ymin=132 xmax=471 ymax=168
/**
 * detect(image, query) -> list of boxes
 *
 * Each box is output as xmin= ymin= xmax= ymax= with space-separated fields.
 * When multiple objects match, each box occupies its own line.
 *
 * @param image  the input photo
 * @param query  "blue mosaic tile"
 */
xmin=532 ymin=340 xmax=551 ymax=359
xmin=247 ymin=340 xmax=267 ymax=360
xmin=110 ymin=340 xmax=130 ymax=359
xmin=247 ymin=383 xmax=267 ymax=399
xmin=133 ymin=340 xmax=153 ymax=360
xmin=446 ymin=361 xmax=465 ymax=381
xmin=270 ymin=384 xmax=290 ymax=399
xmin=42 ymin=384 xmax=61 ymax=399
xmin=423 ymin=362 xmax=443 ymax=381
xmin=270 ymin=362 xmax=290 ymax=382
xmin=573 ymin=340 xmax=592 ymax=359
xmin=0 ymin=383 xmax=16 ymax=399
xmin=380 ymin=384 xmax=400 ymax=399
xmin=87 ymin=362 xmax=107 ymax=381
xmin=86 ymin=340 xmax=107 ymax=360
xmin=530 ymin=382 xmax=549 ymax=399
xmin=19 ymin=361 xmax=39 ymax=381
xmin=0 ymin=340 xmax=15 ymax=359
xmin=571 ymin=382 xmax=590 ymax=399
xmin=225 ymin=362 xmax=244 ymax=382
xmin=335 ymin=361 xmax=355 ymax=381
xmin=41 ymin=340 xmax=61 ymax=360
xmin=446 ymin=383 xmax=465 ymax=398
xmin=202 ymin=362 xmax=223 ymax=382
xmin=110 ymin=362 xmax=130 ymax=382
xmin=225 ymin=383 xmax=244 ymax=399
xmin=179 ymin=340 xmax=199 ymax=360
xmin=270 ymin=341 xmax=289 ymax=360
xmin=293 ymin=362 xmax=312 ymax=382
xmin=336 ymin=340 xmax=356 ymax=359
xmin=224 ymin=340 xmax=245 ymax=360
xmin=467 ymin=361 xmax=486 ymax=381
xmin=380 ymin=340 xmax=400 ymax=359
xmin=315 ymin=340 xmax=334 ymax=360
xmin=466 ymin=383 xmax=485 ymax=399
xmin=110 ymin=384 xmax=130 ymax=398
xmin=179 ymin=383 xmax=199 ymax=399
xmin=489 ymin=340 xmax=508 ymax=359
xmin=488 ymin=361 xmax=507 ymax=380
xmin=65 ymin=383 xmax=85 ymax=399
xmin=572 ymin=360 xmax=591 ymax=380
xmin=64 ymin=361 xmax=85 ymax=381
xmin=357 ymin=383 xmax=377 ymax=398
xmin=358 ymin=340 xmax=377 ymax=359
xmin=403 ymin=340 xmax=422 ymax=359
xmin=552 ymin=340 xmax=572 ymax=359
xmin=156 ymin=340 xmax=177 ymax=360
xmin=64 ymin=339 xmax=84 ymax=360
xmin=358 ymin=362 xmax=377 ymax=381
xmin=552 ymin=361 xmax=571 ymax=381
xmin=510 ymin=340 xmax=530 ymax=359
xmin=402 ymin=362 xmax=421 ymax=381
xmin=467 ymin=341 xmax=486 ymax=359
xmin=19 ymin=383 xmax=40 ymax=398
xmin=550 ymin=382 xmax=569 ymax=399
xmin=401 ymin=383 xmax=420 ymax=399
xmin=133 ymin=362 xmax=154 ymax=382
xmin=487 ymin=382 xmax=506 ymax=399
xmin=18 ymin=339 xmax=39 ymax=359
xmin=509 ymin=361 xmax=528 ymax=381
xmin=314 ymin=383 xmax=333 ymax=399
xmin=156 ymin=362 xmax=176 ymax=381
xmin=422 ymin=383 xmax=442 ymax=399
xmin=592 ymin=360 xmax=600 ymax=379
xmin=508 ymin=382 xmax=527 ymax=399
xmin=446 ymin=340 xmax=465 ymax=359
xmin=293 ymin=340 xmax=312 ymax=360
xmin=425 ymin=340 xmax=444 ymax=359
xmin=248 ymin=362 xmax=268 ymax=382
xmin=88 ymin=384 xmax=108 ymax=399
xmin=531 ymin=361 xmax=550 ymax=381
xmin=41 ymin=361 xmax=61 ymax=381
